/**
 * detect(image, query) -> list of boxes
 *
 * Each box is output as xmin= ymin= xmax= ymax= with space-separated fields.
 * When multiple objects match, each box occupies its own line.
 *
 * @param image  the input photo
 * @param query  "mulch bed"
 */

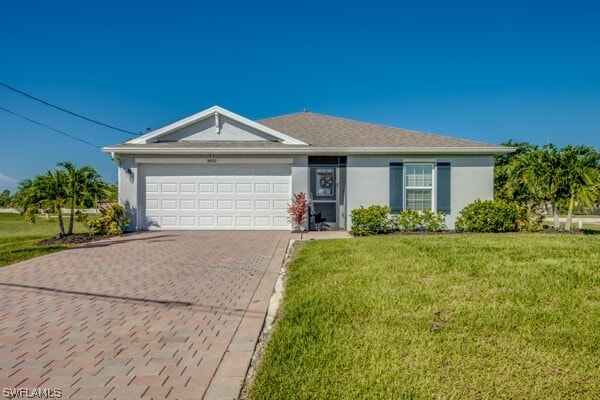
xmin=37 ymin=233 xmax=122 ymax=246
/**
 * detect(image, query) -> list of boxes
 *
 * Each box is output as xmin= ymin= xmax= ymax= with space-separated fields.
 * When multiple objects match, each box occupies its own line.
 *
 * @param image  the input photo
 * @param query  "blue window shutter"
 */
xmin=437 ymin=163 xmax=451 ymax=214
xmin=389 ymin=163 xmax=403 ymax=212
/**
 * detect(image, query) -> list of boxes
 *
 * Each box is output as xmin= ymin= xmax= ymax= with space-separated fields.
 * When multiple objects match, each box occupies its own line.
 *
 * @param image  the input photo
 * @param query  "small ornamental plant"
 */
xmin=287 ymin=192 xmax=310 ymax=239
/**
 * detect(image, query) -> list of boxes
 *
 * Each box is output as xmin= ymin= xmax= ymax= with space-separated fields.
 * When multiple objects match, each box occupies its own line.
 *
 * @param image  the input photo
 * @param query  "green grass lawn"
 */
xmin=0 ymin=213 xmax=88 ymax=267
xmin=250 ymin=234 xmax=600 ymax=399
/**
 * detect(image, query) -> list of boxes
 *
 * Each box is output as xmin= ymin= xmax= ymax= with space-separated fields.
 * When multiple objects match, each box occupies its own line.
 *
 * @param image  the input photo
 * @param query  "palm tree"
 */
xmin=15 ymin=171 xmax=69 ymax=235
xmin=58 ymin=162 xmax=108 ymax=235
xmin=13 ymin=163 xmax=109 ymax=236
xmin=559 ymin=145 xmax=600 ymax=231
xmin=508 ymin=145 xmax=564 ymax=229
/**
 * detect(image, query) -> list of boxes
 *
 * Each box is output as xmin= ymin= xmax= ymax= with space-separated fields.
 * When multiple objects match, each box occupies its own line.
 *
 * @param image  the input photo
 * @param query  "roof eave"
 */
xmin=102 ymin=146 xmax=516 ymax=155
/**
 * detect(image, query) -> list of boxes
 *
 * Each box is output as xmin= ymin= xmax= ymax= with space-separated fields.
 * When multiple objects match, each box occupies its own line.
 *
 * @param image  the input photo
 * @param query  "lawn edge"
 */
xmin=239 ymin=239 xmax=303 ymax=400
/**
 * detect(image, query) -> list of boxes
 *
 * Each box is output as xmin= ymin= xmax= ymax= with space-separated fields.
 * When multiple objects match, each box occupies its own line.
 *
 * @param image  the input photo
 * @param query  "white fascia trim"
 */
xmin=126 ymin=105 xmax=307 ymax=145
xmin=134 ymin=157 xmax=293 ymax=165
xmin=103 ymin=146 xmax=516 ymax=155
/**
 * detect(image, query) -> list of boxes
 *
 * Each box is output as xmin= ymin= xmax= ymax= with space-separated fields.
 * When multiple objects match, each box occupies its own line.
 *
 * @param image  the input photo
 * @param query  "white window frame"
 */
xmin=404 ymin=162 xmax=435 ymax=211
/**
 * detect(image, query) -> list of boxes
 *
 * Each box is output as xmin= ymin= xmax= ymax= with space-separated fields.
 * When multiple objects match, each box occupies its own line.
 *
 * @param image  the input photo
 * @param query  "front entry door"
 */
xmin=310 ymin=167 xmax=339 ymax=230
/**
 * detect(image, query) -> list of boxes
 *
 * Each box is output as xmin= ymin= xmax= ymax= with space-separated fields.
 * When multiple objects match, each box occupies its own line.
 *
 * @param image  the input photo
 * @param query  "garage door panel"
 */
xmin=180 ymin=183 xmax=196 ymax=193
xmin=217 ymin=216 xmax=234 ymax=227
xmin=180 ymin=216 xmax=196 ymax=227
xmin=199 ymin=183 xmax=215 ymax=193
xmin=143 ymin=164 xmax=290 ymax=230
xmin=146 ymin=199 xmax=159 ymax=210
xmin=236 ymin=183 xmax=252 ymax=193
xmin=273 ymin=200 xmax=288 ymax=210
xmin=161 ymin=183 xmax=178 ymax=193
xmin=254 ymin=200 xmax=271 ymax=211
xmin=273 ymin=216 xmax=289 ymax=228
xmin=199 ymin=200 xmax=215 ymax=210
xmin=161 ymin=200 xmax=178 ymax=210
xmin=274 ymin=183 xmax=290 ymax=193
xmin=217 ymin=183 xmax=234 ymax=193
xmin=254 ymin=216 xmax=271 ymax=228
xmin=161 ymin=216 xmax=178 ymax=227
xmin=217 ymin=200 xmax=234 ymax=210
xmin=199 ymin=216 xmax=215 ymax=227
xmin=180 ymin=200 xmax=196 ymax=210
xmin=236 ymin=199 xmax=252 ymax=210
xmin=255 ymin=183 xmax=271 ymax=193
xmin=235 ymin=216 xmax=252 ymax=227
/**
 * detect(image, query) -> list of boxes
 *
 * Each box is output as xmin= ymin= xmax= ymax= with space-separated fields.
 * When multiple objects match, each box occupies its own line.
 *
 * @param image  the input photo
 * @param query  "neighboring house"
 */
xmin=102 ymin=106 xmax=513 ymax=231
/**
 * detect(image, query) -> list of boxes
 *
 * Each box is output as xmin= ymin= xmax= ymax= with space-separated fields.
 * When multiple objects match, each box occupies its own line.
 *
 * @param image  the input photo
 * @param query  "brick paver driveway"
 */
xmin=0 ymin=231 xmax=290 ymax=399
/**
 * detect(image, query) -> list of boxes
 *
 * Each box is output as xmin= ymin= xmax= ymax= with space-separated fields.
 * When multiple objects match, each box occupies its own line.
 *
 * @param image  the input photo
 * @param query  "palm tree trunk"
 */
xmin=57 ymin=205 xmax=65 ymax=235
xmin=565 ymin=195 xmax=575 ymax=231
xmin=67 ymin=197 xmax=75 ymax=235
xmin=552 ymin=203 xmax=560 ymax=230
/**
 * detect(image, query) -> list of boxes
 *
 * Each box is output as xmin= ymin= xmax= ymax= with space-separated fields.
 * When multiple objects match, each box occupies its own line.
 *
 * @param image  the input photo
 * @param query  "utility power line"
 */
xmin=0 ymin=82 xmax=141 ymax=136
xmin=0 ymin=106 xmax=100 ymax=149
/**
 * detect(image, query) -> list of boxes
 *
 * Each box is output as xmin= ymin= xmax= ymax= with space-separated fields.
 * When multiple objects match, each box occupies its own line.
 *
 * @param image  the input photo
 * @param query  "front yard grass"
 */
xmin=0 ymin=213 xmax=88 ymax=267
xmin=250 ymin=234 xmax=600 ymax=399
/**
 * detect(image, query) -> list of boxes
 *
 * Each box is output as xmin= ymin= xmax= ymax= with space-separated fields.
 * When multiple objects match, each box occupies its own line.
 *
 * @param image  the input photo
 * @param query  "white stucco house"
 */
xmin=102 ymin=106 xmax=513 ymax=231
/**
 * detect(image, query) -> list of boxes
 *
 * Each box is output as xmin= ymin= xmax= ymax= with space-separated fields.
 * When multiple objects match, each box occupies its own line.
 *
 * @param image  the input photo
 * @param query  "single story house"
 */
xmin=102 ymin=106 xmax=513 ymax=231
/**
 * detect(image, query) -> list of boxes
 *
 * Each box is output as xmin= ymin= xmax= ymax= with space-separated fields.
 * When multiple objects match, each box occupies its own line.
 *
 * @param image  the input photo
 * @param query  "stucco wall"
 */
xmin=346 ymin=155 xmax=494 ymax=230
xmin=116 ymin=155 xmax=139 ymax=231
xmin=118 ymin=153 xmax=493 ymax=231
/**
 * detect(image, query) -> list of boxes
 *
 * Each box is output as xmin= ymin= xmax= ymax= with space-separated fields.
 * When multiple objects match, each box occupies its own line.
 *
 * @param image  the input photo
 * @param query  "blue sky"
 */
xmin=1 ymin=0 xmax=599 ymax=193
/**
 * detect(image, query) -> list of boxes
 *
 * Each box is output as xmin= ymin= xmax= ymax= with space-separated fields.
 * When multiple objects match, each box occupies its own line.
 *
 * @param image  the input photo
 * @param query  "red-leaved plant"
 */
xmin=287 ymin=192 xmax=310 ymax=239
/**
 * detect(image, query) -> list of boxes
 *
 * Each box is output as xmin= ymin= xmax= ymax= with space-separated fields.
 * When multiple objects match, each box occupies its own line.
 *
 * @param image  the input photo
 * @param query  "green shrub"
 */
xmin=515 ymin=205 xmax=543 ymax=232
xmin=77 ymin=203 xmax=130 ymax=236
xmin=391 ymin=208 xmax=420 ymax=231
xmin=456 ymin=200 xmax=524 ymax=232
xmin=351 ymin=206 xmax=447 ymax=235
xmin=420 ymin=210 xmax=447 ymax=232
xmin=350 ymin=205 xmax=392 ymax=235
xmin=391 ymin=209 xmax=447 ymax=232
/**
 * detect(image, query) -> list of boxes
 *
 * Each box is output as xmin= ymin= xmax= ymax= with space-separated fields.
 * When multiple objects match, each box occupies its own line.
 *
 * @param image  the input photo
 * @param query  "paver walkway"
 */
xmin=0 ymin=231 xmax=290 ymax=399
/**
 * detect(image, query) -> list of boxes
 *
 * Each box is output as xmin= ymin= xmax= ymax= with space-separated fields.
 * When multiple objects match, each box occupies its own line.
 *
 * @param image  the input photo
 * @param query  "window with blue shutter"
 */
xmin=389 ymin=163 xmax=403 ymax=212
xmin=436 ymin=162 xmax=451 ymax=214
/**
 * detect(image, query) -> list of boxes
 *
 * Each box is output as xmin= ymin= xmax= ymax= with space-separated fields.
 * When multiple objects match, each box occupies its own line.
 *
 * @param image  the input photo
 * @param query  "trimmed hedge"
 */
xmin=350 ymin=205 xmax=446 ymax=235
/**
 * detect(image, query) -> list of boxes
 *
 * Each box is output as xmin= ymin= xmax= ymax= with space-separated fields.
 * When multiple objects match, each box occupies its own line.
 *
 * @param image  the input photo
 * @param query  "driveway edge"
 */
xmin=204 ymin=234 xmax=291 ymax=400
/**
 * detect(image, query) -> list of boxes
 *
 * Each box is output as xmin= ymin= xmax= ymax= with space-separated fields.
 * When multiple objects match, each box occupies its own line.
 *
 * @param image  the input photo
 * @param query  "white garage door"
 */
xmin=142 ymin=165 xmax=291 ymax=230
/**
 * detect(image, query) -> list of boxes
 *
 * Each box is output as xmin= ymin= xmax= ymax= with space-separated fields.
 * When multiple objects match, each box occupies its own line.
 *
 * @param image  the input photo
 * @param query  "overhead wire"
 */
xmin=0 ymin=82 xmax=141 ymax=136
xmin=0 ymin=106 xmax=101 ymax=149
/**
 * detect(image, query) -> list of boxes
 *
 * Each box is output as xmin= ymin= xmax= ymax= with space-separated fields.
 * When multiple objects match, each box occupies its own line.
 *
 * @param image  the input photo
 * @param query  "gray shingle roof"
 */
xmin=105 ymin=110 xmax=511 ymax=154
xmin=259 ymin=112 xmax=497 ymax=148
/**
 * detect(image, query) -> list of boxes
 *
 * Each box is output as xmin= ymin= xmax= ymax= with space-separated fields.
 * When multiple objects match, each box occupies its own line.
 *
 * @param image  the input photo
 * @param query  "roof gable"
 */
xmin=128 ymin=106 xmax=307 ymax=145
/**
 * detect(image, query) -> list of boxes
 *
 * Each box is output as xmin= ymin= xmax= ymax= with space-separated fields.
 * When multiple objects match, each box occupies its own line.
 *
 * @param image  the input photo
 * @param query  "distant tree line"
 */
xmin=495 ymin=140 xmax=600 ymax=231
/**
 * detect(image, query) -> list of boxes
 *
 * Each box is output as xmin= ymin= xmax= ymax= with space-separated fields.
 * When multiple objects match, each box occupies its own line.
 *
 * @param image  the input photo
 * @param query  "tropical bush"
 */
xmin=350 ymin=205 xmax=392 ymax=235
xmin=287 ymin=192 xmax=310 ymax=238
xmin=455 ymin=200 xmax=542 ymax=233
xmin=77 ymin=203 xmax=130 ymax=236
